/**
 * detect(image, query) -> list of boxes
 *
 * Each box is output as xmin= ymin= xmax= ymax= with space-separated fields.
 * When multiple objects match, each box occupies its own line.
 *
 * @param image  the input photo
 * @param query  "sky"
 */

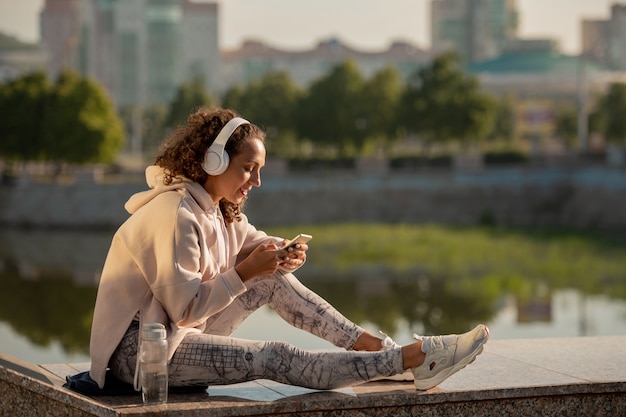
xmin=0 ymin=0 xmax=622 ymax=54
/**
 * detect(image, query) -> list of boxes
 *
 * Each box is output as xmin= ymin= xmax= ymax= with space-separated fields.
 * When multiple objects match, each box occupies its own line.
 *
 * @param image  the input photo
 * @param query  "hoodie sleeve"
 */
xmin=126 ymin=192 xmax=246 ymax=328
xmin=234 ymin=220 xmax=277 ymax=264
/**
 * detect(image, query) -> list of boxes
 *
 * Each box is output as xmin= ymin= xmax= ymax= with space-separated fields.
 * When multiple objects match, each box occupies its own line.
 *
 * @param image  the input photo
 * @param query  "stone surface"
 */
xmin=1 ymin=336 xmax=625 ymax=416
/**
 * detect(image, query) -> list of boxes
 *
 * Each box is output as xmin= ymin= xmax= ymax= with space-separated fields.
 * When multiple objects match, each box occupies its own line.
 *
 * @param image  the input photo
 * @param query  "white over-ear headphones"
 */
xmin=202 ymin=117 xmax=250 ymax=175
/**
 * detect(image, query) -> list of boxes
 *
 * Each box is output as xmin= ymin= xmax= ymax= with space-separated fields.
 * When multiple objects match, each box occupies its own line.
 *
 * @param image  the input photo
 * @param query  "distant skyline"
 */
xmin=0 ymin=0 xmax=623 ymax=54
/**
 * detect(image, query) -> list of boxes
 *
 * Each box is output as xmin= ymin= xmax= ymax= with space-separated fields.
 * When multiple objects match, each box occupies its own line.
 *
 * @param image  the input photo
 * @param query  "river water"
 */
xmin=1 ymin=228 xmax=625 ymax=365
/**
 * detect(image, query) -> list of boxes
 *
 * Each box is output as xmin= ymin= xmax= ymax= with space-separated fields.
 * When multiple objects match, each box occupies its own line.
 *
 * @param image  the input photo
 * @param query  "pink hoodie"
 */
xmin=88 ymin=166 xmax=287 ymax=389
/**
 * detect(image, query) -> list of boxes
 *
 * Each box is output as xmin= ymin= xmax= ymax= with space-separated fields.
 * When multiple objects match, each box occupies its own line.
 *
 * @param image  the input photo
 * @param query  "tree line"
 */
xmin=1 ymin=52 xmax=626 ymax=169
xmin=188 ymin=52 xmax=502 ymax=159
xmin=0 ymin=71 xmax=124 ymax=169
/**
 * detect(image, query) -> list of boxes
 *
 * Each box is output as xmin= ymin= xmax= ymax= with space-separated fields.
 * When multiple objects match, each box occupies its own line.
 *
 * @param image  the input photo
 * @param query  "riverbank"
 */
xmin=2 ymin=165 xmax=626 ymax=231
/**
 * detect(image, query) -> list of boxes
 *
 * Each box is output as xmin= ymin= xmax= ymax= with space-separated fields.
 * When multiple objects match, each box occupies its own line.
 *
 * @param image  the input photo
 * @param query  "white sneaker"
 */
xmin=411 ymin=325 xmax=489 ymax=390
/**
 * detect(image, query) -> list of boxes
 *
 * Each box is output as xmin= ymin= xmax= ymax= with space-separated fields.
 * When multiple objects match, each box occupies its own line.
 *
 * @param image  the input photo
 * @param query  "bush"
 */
xmin=389 ymin=154 xmax=452 ymax=170
xmin=483 ymin=150 xmax=529 ymax=165
xmin=287 ymin=157 xmax=356 ymax=171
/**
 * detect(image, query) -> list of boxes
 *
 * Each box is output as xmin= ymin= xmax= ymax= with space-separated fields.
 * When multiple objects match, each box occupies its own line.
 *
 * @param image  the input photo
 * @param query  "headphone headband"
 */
xmin=212 ymin=117 xmax=250 ymax=148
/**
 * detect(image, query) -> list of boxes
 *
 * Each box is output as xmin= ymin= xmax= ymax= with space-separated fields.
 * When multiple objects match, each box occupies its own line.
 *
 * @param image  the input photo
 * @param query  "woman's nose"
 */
xmin=251 ymin=170 xmax=261 ymax=187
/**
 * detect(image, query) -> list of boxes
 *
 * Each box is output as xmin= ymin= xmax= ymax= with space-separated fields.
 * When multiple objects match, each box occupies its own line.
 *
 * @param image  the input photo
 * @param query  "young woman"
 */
xmin=88 ymin=107 xmax=489 ymax=392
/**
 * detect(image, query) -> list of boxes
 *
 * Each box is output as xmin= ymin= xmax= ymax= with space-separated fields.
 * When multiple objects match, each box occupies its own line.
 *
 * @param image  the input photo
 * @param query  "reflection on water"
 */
xmin=1 ymin=229 xmax=625 ymax=364
xmin=0 ymin=229 xmax=112 ymax=364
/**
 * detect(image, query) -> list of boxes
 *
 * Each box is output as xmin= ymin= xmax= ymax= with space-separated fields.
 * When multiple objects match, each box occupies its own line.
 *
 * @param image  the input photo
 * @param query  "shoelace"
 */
xmin=427 ymin=335 xmax=445 ymax=352
xmin=414 ymin=333 xmax=445 ymax=356
xmin=414 ymin=335 xmax=446 ymax=371
xmin=379 ymin=331 xmax=401 ymax=350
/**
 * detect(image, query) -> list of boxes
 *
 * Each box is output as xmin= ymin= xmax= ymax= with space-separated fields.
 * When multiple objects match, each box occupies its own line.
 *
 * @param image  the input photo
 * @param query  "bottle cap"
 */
xmin=142 ymin=323 xmax=166 ymax=340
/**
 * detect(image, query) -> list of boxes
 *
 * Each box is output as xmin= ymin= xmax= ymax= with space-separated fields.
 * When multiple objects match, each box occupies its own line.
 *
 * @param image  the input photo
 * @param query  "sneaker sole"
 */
xmin=414 ymin=325 xmax=489 ymax=390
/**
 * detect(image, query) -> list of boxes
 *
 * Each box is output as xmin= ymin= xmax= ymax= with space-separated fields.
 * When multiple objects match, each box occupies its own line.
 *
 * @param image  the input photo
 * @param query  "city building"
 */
xmin=40 ymin=0 xmax=82 ymax=80
xmin=33 ymin=0 xmax=626 ymax=113
xmin=39 ymin=0 xmax=219 ymax=107
xmin=0 ymin=33 xmax=45 ymax=83
xmin=582 ymin=3 xmax=626 ymax=71
xmin=467 ymin=38 xmax=626 ymax=151
xmin=431 ymin=0 xmax=519 ymax=63
xmin=220 ymin=38 xmax=432 ymax=91
xmin=467 ymin=45 xmax=594 ymax=100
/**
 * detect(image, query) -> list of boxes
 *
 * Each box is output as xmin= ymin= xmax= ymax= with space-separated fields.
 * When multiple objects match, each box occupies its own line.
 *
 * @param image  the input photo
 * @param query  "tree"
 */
xmin=165 ymin=77 xmax=213 ymax=129
xmin=42 ymin=71 xmax=125 ymax=164
xmin=487 ymin=94 xmax=517 ymax=142
xmin=399 ymin=52 xmax=496 ymax=151
xmin=118 ymin=103 xmax=168 ymax=158
xmin=221 ymin=71 xmax=302 ymax=155
xmin=0 ymin=71 xmax=50 ymax=162
xmin=553 ymin=102 xmax=578 ymax=148
xmin=357 ymin=66 xmax=403 ymax=152
xmin=296 ymin=60 xmax=365 ymax=156
xmin=594 ymin=82 xmax=626 ymax=146
xmin=222 ymin=85 xmax=245 ymax=114
xmin=0 ymin=71 xmax=124 ymax=166
xmin=141 ymin=104 xmax=168 ymax=158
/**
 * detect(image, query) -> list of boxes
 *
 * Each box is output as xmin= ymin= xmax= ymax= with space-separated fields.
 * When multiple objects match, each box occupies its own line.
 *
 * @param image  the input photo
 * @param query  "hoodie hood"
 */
xmin=124 ymin=165 xmax=215 ymax=214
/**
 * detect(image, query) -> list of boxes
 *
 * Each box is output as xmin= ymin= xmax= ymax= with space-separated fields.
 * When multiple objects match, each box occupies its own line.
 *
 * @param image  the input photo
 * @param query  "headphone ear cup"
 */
xmin=202 ymin=117 xmax=249 ymax=176
xmin=203 ymin=147 xmax=229 ymax=175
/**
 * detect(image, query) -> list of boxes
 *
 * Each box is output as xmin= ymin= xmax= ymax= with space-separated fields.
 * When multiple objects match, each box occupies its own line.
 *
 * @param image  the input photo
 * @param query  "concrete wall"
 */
xmin=2 ymin=166 xmax=626 ymax=231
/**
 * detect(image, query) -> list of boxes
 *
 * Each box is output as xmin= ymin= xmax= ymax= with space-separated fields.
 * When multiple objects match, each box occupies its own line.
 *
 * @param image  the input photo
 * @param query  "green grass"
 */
xmin=266 ymin=223 xmax=626 ymax=299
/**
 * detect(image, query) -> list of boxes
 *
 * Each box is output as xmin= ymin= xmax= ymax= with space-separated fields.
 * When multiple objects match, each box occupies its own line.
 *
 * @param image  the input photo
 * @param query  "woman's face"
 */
xmin=203 ymin=136 xmax=266 ymax=205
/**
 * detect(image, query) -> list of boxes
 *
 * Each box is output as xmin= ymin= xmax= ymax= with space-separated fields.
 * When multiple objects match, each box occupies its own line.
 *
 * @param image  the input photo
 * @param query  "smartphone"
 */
xmin=280 ymin=233 xmax=312 ymax=249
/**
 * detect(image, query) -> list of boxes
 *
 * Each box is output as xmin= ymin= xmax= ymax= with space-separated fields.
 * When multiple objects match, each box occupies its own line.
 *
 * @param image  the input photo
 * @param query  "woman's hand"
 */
xmin=233 ymin=242 xmax=288 ymax=282
xmin=235 ymin=241 xmax=308 ymax=282
xmin=278 ymin=242 xmax=308 ymax=270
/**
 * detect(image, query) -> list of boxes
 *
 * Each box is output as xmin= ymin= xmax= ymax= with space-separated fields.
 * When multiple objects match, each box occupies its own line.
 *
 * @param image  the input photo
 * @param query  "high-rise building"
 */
xmin=582 ymin=19 xmax=610 ymax=65
xmin=582 ymin=4 xmax=626 ymax=71
xmin=610 ymin=4 xmax=626 ymax=70
xmin=39 ymin=0 xmax=219 ymax=107
xmin=181 ymin=0 xmax=219 ymax=94
xmin=40 ymin=0 xmax=83 ymax=80
xmin=431 ymin=0 xmax=519 ymax=63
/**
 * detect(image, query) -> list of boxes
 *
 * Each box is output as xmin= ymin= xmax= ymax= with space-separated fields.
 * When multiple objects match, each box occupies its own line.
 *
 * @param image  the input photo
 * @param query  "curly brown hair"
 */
xmin=154 ymin=107 xmax=265 ymax=224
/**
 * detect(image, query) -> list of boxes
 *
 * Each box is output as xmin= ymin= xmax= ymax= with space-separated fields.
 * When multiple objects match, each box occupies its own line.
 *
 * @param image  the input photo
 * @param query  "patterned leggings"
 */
xmin=109 ymin=272 xmax=404 ymax=390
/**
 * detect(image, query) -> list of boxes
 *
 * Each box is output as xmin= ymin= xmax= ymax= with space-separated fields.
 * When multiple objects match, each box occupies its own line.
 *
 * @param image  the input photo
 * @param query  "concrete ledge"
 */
xmin=1 ymin=336 xmax=625 ymax=416
xmin=4 ymin=167 xmax=626 ymax=231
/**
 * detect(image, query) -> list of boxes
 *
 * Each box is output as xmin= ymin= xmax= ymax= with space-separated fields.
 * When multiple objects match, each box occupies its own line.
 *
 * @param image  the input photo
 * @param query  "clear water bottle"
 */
xmin=140 ymin=323 xmax=168 ymax=405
